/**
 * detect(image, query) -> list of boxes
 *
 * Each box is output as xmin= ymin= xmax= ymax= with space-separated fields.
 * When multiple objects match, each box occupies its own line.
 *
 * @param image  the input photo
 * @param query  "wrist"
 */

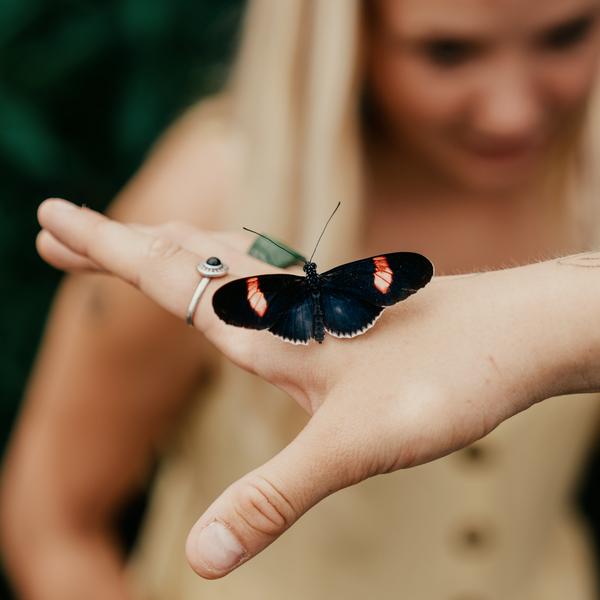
xmin=518 ymin=254 xmax=600 ymax=398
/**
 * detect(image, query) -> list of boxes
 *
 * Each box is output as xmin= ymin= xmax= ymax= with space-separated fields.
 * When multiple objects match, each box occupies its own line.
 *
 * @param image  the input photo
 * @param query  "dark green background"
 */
xmin=1 ymin=1 xmax=599 ymax=598
xmin=0 ymin=1 xmax=244 ymax=597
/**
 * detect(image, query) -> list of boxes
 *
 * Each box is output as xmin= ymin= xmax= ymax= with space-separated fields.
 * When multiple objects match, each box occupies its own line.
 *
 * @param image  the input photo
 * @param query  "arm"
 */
xmin=31 ymin=206 xmax=600 ymax=579
xmin=0 ymin=102 xmax=236 ymax=599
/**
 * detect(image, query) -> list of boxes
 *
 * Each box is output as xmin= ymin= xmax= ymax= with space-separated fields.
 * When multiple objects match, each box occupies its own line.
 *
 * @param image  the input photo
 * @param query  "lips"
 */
xmin=466 ymin=139 xmax=542 ymax=161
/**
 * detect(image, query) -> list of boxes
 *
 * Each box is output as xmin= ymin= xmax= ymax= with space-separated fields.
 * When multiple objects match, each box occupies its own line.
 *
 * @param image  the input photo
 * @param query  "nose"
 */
xmin=472 ymin=59 xmax=542 ymax=145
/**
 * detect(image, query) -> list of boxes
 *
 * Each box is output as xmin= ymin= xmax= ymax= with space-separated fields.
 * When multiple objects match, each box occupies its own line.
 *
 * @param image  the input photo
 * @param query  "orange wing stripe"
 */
xmin=373 ymin=256 xmax=393 ymax=294
xmin=246 ymin=277 xmax=268 ymax=317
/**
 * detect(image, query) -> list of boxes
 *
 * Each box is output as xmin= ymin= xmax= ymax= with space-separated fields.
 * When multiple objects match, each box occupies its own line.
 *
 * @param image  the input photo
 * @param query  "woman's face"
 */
xmin=366 ymin=0 xmax=600 ymax=192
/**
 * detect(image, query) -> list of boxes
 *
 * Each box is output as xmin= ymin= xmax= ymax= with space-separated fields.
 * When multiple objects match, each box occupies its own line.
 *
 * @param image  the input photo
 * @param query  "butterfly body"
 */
xmin=301 ymin=261 xmax=325 ymax=343
xmin=212 ymin=252 xmax=434 ymax=345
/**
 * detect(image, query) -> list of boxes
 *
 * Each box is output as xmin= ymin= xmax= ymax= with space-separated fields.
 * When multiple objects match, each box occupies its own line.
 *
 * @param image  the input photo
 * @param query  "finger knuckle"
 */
xmin=232 ymin=475 xmax=296 ymax=537
xmin=146 ymin=235 xmax=183 ymax=261
xmin=160 ymin=220 xmax=188 ymax=236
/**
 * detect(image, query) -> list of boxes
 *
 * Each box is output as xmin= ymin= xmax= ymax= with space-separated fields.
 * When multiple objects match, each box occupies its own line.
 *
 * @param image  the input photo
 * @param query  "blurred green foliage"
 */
xmin=0 ymin=1 xmax=244 ymax=596
xmin=1 ymin=0 xmax=244 ymax=441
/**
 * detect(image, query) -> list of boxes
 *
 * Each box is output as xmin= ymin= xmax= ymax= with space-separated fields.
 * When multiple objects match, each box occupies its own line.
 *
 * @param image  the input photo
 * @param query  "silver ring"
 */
xmin=186 ymin=257 xmax=229 ymax=327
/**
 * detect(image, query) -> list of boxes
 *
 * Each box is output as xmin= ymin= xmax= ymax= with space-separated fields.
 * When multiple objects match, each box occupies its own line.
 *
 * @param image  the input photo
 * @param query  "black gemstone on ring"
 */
xmin=206 ymin=256 xmax=221 ymax=266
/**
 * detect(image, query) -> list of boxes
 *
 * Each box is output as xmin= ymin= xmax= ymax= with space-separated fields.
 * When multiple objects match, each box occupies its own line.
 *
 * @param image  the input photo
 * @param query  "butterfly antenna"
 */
xmin=309 ymin=201 xmax=341 ymax=262
xmin=242 ymin=227 xmax=302 ymax=260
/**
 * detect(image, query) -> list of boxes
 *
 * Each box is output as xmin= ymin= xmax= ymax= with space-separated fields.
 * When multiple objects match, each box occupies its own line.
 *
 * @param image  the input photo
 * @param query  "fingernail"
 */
xmin=194 ymin=520 xmax=246 ymax=572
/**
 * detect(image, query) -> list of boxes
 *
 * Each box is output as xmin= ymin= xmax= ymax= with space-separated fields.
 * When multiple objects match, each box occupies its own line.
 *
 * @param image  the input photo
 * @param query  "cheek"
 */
xmin=538 ymin=48 xmax=600 ymax=110
xmin=368 ymin=53 xmax=470 ymax=135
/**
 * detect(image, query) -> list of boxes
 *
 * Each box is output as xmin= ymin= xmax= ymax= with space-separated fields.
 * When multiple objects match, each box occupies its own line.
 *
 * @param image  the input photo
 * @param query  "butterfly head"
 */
xmin=303 ymin=261 xmax=318 ymax=276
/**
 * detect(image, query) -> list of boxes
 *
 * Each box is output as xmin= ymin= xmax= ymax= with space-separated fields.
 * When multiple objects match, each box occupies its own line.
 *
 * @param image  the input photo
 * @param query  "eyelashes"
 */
xmin=422 ymin=39 xmax=479 ymax=68
xmin=540 ymin=14 xmax=595 ymax=50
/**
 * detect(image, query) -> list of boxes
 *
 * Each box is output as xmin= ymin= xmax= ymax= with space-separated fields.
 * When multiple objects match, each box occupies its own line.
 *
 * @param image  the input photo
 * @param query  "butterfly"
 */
xmin=212 ymin=203 xmax=434 ymax=344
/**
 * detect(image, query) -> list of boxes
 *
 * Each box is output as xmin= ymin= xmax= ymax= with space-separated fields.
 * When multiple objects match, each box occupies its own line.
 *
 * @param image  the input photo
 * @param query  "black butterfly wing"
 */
xmin=319 ymin=252 xmax=433 ymax=337
xmin=320 ymin=252 xmax=434 ymax=306
xmin=320 ymin=290 xmax=384 ymax=338
xmin=212 ymin=273 xmax=314 ymax=344
xmin=267 ymin=291 xmax=314 ymax=345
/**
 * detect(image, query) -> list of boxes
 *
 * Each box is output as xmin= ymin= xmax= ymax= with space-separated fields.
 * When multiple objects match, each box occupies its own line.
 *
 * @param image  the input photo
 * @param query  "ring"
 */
xmin=186 ymin=256 xmax=229 ymax=327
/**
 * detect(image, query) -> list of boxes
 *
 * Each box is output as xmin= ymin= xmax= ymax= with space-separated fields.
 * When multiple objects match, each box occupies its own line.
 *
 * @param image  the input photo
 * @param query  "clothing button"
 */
xmin=458 ymin=441 xmax=492 ymax=465
xmin=451 ymin=519 xmax=496 ymax=555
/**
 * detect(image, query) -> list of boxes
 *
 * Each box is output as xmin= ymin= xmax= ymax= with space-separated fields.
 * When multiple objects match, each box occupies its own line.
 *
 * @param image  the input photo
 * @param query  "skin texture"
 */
xmin=3 ymin=0 xmax=600 ymax=596
xmin=33 ymin=198 xmax=600 ymax=579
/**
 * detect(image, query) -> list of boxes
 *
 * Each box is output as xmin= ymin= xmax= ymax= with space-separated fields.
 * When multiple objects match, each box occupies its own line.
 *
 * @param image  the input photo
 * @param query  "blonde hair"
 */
xmin=574 ymin=88 xmax=600 ymax=248
xmin=215 ymin=0 xmax=600 ymax=260
xmin=225 ymin=0 xmax=364 ymax=268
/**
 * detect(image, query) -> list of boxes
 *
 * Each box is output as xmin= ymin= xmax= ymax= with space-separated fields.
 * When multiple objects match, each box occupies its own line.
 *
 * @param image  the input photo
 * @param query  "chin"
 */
xmin=458 ymin=170 xmax=534 ymax=195
xmin=445 ymin=153 xmax=543 ymax=195
xmin=462 ymin=173 xmax=531 ymax=195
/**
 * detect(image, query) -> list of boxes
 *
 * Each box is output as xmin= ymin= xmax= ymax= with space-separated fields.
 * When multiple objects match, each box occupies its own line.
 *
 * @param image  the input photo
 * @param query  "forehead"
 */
xmin=373 ymin=0 xmax=600 ymax=35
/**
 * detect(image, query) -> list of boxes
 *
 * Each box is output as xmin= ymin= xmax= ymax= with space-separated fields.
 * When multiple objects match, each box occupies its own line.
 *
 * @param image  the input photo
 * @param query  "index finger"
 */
xmin=36 ymin=199 xmax=272 ymax=341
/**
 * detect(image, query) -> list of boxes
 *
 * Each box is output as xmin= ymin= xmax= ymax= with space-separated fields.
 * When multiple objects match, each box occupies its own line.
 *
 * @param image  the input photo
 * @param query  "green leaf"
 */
xmin=247 ymin=234 xmax=306 ymax=267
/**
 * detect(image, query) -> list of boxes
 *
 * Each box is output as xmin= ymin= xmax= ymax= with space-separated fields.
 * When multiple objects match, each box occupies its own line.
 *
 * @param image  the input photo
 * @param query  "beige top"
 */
xmin=125 ymin=360 xmax=600 ymax=600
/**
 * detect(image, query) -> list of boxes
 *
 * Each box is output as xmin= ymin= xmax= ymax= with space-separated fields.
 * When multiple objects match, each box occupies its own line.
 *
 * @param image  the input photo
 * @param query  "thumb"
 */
xmin=185 ymin=407 xmax=362 ymax=579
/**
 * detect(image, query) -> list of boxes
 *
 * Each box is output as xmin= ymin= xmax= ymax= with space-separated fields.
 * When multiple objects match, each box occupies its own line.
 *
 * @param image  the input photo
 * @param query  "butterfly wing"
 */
xmin=320 ymin=252 xmax=434 ymax=306
xmin=212 ymin=273 xmax=314 ymax=343
xmin=267 ymin=289 xmax=314 ymax=344
xmin=319 ymin=252 xmax=433 ymax=337
xmin=320 ymin=290 xmax=384 ymax=338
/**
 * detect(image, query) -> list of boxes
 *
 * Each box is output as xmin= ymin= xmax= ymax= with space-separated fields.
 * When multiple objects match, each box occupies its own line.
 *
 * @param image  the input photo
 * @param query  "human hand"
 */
xmin=36 ymin=198 xmax=597 ymax=579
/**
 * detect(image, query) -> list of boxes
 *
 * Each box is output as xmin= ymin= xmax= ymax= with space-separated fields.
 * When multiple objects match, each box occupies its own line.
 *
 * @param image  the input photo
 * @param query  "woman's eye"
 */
xmin=541 ymin=15 xmax=594 ymax=50
xmin=422 ymin=39 xmax=477 ymax=68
